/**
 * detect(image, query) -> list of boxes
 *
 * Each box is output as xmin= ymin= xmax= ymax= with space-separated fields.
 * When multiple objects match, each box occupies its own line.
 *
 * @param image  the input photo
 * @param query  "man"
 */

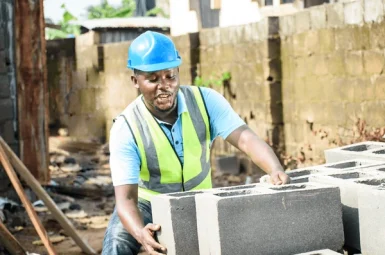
xmin=102 ymin=31 xmax=290 ymax=255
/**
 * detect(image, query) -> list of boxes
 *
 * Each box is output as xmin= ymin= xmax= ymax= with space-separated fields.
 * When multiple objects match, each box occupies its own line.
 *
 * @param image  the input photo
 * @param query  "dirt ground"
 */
xmin=1 ymin=135 xmax=254 ymax=255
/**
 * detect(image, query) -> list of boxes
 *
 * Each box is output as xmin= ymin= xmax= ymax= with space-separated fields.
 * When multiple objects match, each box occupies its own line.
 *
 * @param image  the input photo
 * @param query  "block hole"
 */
xmin=325 ymin=161 xmax=369 ymax=169
xmin=290 ymin=177 xmax=309 ymax=184
xmin=287 ymin=169 xmax=313 ymax=178
xmin=372 ymin=149 xmax=385 ymax=154
xmin=330 ymin=172 xmax=371 ymax=179
xmin=214 ymin=190 xmax=253 ymax=197
xmin=219 ymin=184 xmax=257 ymax=191
xmin=269 ymin=184 xmax=306 ymax=191
xmin=168 ymin=191 xmax=203 ymax=197
xmin=355 ymin=179 xmax=385 ymax=186
xmin=377 ymin=167 xmax=385 ymax=172
xmin=342 ymin=144 xmax=383 ymax=152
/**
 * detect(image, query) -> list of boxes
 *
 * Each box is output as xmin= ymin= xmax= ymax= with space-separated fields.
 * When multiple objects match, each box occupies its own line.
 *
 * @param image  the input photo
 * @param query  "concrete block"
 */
xmin=344 ymin=0 xmax=364 ymax=25
xmin=196 ymin=183 xmax=344 ymax=255
xmin=279 ymin=15 xmax=295 ymax=37
xmin=295 ymin=249 xmax=341 ymax=254
xmin=364 ymin=0 xmax=384 ymax=22
xmin=151 ymin=184 xmax=265 ymax=255
xmin=319 ymin=158 xmax=384 ymax=170
xmin=295 ymin=11 xmax=311 ymax=34
xmin=0 ymin=98 xmax=13 ymax=121
xmin=326 ymin=2 xmax=345 ymax=28
xmin=310 ymin=170 xmax=385 ymax=250
xmin=363 ymin=50 xmax=385 ymax=75
xmin=215 ymin=155 xmax=240 ymax=174
xmin=310 ymin=5 xmax=327 ymax=30
xmin=286 ymin=168 xmax=322 ymax=183
xmin=324 ymin=141 xmax=385 ymax=162
xmin=357 ymin=177 xmax=385 ymax=255
xmin=0 ymin=74 xmax=10 ymax=98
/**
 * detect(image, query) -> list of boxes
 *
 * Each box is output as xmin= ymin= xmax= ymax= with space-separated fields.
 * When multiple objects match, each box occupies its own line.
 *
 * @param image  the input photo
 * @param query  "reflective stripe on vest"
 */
xmin=123 ymin=85 xmax=212 ymax=201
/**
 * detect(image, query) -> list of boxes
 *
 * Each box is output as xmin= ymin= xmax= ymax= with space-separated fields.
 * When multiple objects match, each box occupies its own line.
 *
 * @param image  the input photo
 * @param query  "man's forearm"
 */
xmin=243 ymin=134 xmax=284 ymax=175
xmin=226 ymin=125 xmax=284 ymax=175
xmin=117 ymin=199 xmax=145 ymax=242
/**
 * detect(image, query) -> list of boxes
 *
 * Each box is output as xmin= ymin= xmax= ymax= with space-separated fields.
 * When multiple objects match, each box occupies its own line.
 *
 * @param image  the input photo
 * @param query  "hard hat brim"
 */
xmin=127 ymin=59 xmax=182 ymax=72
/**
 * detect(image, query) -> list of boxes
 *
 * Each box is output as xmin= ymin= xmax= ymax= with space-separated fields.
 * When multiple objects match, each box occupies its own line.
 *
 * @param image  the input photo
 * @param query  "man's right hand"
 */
xmin=139 ymin=223 xmax=167 ymax=255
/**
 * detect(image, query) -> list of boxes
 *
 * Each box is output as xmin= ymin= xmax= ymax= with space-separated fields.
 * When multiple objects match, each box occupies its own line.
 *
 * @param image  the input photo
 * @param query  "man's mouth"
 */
xmin=156 ymin=93 xmax=172 ymax=99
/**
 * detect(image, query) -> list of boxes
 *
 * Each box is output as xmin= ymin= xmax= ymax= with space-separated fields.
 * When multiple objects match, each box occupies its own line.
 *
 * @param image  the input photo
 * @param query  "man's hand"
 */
xmin=269 ymin=170 xmax=290 ymax=185
xmin=139 ymin=223 xmax=167 ymax=255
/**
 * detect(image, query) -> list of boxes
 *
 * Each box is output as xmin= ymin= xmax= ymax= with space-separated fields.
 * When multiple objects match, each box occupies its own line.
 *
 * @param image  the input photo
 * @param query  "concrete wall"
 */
xmin=280 ymin=0 xmax=385 ymax=166
xmin=0 ymin=0 xmax=18 ymax=194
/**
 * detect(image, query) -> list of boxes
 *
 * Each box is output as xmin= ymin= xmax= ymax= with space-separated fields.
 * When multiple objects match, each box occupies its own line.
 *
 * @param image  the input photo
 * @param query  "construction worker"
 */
xmin=102 ymin=31 xmax=290 ymax=255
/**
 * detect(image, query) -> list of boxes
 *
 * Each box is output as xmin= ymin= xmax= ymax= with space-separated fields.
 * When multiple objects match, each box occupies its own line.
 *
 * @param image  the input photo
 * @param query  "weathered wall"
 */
xmin=64 ymin=32 xmax=107 ymax=141
xmin=0 ymin=0 xmax=18 ymax=193
xmin=199 ymin=18 xmax=285 ymax=157
xmin=46 ymin=38 xmax=76 ymax=128
xmin=280 ymin=0 xmax=385 ymax=167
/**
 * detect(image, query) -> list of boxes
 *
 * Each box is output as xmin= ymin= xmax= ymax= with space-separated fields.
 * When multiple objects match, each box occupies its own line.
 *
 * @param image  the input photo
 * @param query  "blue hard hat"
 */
xmin=127 ymin=31 xmax=182 ymax=72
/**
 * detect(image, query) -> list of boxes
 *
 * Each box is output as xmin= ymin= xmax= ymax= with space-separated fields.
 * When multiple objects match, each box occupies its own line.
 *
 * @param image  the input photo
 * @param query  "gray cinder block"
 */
xmin=295 ymin=249 xmax=342 ymax=254
xmin=357 ymin=177 xmax=385 ymax=255
xmin=151 ymin=184 xmax=265 ymax=255
xmin=196 ymin=183 xmax=344 ymax=255
xmin=309 ymin=170 xmax=385 ymax=250
xmin=324 ymin=142 xmax=385 ymax=163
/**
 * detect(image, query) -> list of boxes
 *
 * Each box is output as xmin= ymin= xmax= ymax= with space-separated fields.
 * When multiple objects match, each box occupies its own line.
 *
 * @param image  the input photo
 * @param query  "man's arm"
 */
xmin=115 ymin=184 xmax=166 ymax=254
xmin=225 ymin=125 xmax=290 ymax=185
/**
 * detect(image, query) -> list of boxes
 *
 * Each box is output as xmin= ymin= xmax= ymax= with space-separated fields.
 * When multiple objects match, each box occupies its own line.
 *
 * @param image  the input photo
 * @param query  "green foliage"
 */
xmin=46 ymin=4 xmax=80 ymax=40
xmin=146 ymin=7 xmax=169 ymax=18
xmin=194 ymin=72 xmax=232 ymax=87
xmin=87 ymin=0 xmax=136 ymax=19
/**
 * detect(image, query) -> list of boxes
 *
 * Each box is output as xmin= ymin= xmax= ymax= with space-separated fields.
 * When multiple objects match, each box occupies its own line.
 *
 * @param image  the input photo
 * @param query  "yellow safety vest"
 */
xmin=121 ymin=85 xmax=212 ymax=201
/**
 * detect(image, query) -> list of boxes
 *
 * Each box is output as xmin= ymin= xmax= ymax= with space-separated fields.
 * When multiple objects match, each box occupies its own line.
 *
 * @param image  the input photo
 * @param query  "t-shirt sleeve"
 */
xmin=109 ymin=116 xmax=141 ymax=186
xmin=200 ymin=87 xmax=246 ymax=140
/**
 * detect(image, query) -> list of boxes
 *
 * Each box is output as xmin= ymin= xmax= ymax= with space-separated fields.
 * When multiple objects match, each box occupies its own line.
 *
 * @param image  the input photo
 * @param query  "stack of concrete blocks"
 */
xmin=357 ymin=177 xmax=385 ymax=255
xmin=285 ymin=158 xmax=384 ymax=183
xmin=152 ymin=183 xmax=345 ymax=255
xmin=324 ymin=141 xmax=385 ymax=163
xmin=309 ymin=169 xmax=385 ymax=251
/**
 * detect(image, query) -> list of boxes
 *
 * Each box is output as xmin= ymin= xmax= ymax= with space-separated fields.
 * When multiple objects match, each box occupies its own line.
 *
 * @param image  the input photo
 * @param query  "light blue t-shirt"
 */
xmin=109 ymin=86 xmax=245 ymax=186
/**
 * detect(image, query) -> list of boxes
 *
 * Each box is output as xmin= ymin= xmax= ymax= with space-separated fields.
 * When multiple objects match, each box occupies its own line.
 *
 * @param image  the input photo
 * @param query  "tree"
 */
xmin=45 ymin=4 xmax=80 ymax=40
xmin=87 ymin=0 xmax=136 ymax=19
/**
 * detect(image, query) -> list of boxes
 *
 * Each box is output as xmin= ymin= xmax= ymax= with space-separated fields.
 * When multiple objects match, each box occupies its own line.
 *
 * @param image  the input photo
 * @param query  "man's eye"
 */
xmin=149 ymin=78 xmax=158 ymax=82
xmin=167 ymin=75 xmax=176 ymax=79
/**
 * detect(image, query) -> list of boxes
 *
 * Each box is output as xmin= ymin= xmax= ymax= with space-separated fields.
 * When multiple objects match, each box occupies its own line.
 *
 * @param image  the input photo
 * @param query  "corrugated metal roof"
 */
xmin=77 ymin=17 xmax=170 ymax=30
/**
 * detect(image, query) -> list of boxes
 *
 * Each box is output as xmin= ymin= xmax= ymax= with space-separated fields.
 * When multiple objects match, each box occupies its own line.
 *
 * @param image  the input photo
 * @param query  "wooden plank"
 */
xmin=0 ymin=138 xmax=56 ymax=255
xmin=0 ymin=137 xmax=97 ymax=255
xmin=0 ymin=220 xmax=26 ymax=255
xmin=14 ymin=0 xmax=50 ymax=183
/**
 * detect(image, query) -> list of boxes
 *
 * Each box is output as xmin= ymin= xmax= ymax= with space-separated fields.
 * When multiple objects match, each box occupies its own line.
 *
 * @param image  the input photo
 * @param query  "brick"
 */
xmin=326 ymin=3 xmax=345 ymax=28
xmin=0 ymin=28 xmax=5 ymax=50
xmin=345 ymin=51 xmax=364 ymax=76
xmin=0 ymin=120 xmax=16 ymax=144
xmin=295 ymin=249 xmax=344 ymax=254
xmin=310 ymin=5 xmax=327 ymax=30
xmin=324 ymin=142 xmax=385 ymax=162
xmin=364 ymin=0 xmax=384 ymax=22
xmin=329 ymin=51 xmax=346 ymax=75
xmin=0 ymin=98 xmax=13 ymax=121
xmin=357 ymin=177 xmax=385 ymax=254
xmin=318 ymin=29 xmax=335 ymax=54
xmin=295 ymin=11 xmax=311 ymax=34
xmin=310 ymin=170 xmax=385 ymax=250
xmin=279 ymin=15 xmax=295 ymax=37
xmin=374 ymin=75 xmax=385 ymax=100
xmin=0 ymin=74 xmax=10 ymax=98
xmin=369 ymin=22 xmax=385 ymax=48
xmin=0 ymin=50 xmax=6 ymax=73
xmin=196 ymin=183 xmax=344 ymax=255
xmin=335 ymin=28 xmax=354 ymax=51
xmin=344 ymin=0 xmax=364 ymax=25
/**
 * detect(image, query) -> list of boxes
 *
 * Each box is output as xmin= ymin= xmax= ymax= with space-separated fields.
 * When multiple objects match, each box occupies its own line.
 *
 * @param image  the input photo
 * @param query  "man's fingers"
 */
xmin=146 ymin=223 xmax=161 ymax=232
xmin=146 ymin=235 xmax=166 ymax=252
xmin=280 ymin=173 xmax=291 ymax=184
xmin=270 ymin=174 xmax=281 ymax=185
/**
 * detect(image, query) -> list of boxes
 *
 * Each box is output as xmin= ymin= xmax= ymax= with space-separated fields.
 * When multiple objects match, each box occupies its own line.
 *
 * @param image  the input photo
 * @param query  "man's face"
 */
xmin=132 ymin=68 xmax=180 ymax=113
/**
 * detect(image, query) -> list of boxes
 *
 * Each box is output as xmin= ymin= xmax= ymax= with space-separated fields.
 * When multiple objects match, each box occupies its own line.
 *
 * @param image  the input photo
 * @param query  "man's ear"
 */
xmin=131 ymin=75 xmax=139 ymax=89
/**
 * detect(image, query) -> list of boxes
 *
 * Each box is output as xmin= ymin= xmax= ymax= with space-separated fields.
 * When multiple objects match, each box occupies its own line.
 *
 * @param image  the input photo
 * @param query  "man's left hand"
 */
xmin=269 ymin=171 xmax=290 ymax=185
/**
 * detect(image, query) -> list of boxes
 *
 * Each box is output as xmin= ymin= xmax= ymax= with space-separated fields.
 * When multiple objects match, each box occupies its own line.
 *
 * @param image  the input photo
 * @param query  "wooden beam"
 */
xmin=0 ymin=138 xmax=56 ymax=255
xmin=0 ymin=220 xmax=26 ymax=255
xmin=0 ymin=137 xmax=97 ymax=255
xmin=14 ymin=0 xmax=49 ymax=183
